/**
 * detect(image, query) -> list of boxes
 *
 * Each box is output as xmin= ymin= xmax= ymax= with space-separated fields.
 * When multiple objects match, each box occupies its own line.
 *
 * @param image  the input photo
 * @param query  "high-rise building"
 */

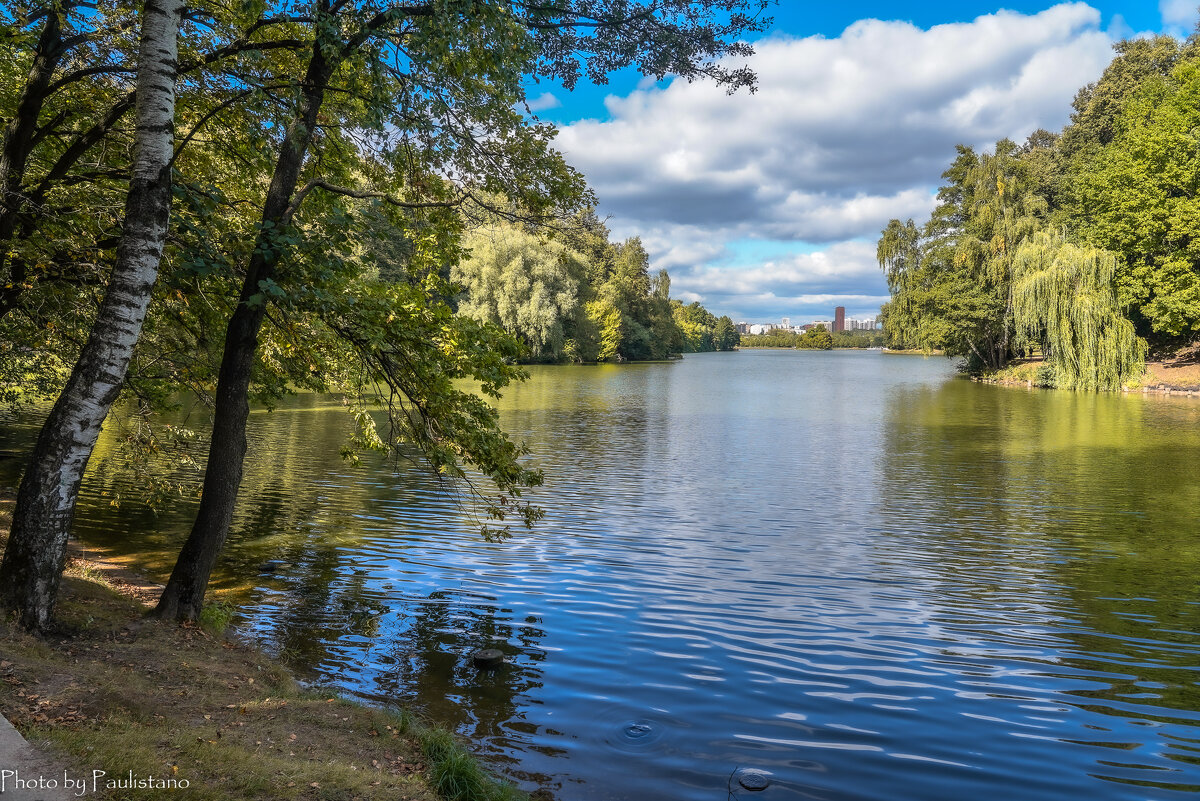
xmin=834 ymin=306 xmax=845 ymax=333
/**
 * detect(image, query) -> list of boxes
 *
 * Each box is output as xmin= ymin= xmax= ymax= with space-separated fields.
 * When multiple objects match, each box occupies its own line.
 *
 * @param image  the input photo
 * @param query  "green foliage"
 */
xmin=739 ymin=331 xmax=800 ymax=348
xmin=452 ymin=227 xmax=587 ymax=360
xmin=1059 ymin=35 xmax=1187 ymax=159
xmin=198 ymin=599 xmax=237 ymax=635
xmin=832 ymin=330 xmax=885 ymax=348
xmin=875 ymin=124 xmax=1149 ymax=379
xmin=798 ymin=325 xmax=833 ymax=350
xmin=1035 ymin=362 xmax=1060 ymax=389
xmin=586 ymin=298 xmax=624 ymax=362
xmin=875 ymin=142 xmax=1035 ymax=366
xmin=1012 ymin=230 xmax=1146 ymax=391
xmin=1068 ymin=53 xmax=1200 ymax=337
xmin=0 ymin=0 xmax=773 ymax=545
xmin=450 ymin=219 xmax=729 ymax=362
xmin=713 ymin=315 xmax=740 ymax=350
xmin=670 ymin=301 xmax=737 ymax=352
xmin=740 ymin=326 xmax=881 ymax=349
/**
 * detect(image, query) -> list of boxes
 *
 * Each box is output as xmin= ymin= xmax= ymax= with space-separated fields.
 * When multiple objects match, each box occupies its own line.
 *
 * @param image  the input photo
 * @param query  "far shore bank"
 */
xmin=0 ymin=488 xmax=528 ymax=801
xmin=881 ymin=348 xmax=944 ymax=356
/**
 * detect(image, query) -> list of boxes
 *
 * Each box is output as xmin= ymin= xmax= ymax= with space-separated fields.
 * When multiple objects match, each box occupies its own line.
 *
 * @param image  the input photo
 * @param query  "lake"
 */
xmin=3 ymin=349 xmax=1200 ymax=800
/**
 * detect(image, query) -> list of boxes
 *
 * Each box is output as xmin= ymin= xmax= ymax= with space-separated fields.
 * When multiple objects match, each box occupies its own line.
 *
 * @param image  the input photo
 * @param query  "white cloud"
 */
xmin=560 ymin=3 xmax=1113 ymax=235
xmin=554 ymin=3 xmax=1118 ymax=320
xmin=1161 ymin=0 xmax=1199 ymax=30
xmin=669 ymin=241 xmax=891 ymax=320
xmin=526 ymin=92 xmax=562 ymax=112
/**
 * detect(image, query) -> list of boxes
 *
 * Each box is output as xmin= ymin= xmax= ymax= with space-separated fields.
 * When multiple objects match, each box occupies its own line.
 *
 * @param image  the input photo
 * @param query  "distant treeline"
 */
xmin=452 ymin=213 xmax=738 ymax=362
xmin=740 ymin=326 xmax=884 ymax=350
xmin=879 ymin=35 xmax=1200 ymax=390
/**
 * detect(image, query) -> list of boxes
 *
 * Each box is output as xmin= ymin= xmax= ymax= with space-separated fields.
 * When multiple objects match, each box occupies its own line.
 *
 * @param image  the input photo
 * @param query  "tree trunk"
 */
xmin=0 ymin=0 xmax=184 ymax=631
xmin=154 ymin=39 xmax=333 ymax=622
xmin=0 ymin=6 xmax=65 ymax=318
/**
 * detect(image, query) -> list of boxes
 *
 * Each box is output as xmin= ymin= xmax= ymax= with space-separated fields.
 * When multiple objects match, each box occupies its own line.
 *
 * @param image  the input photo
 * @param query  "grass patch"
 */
xmin=413 ymin=728 xmax=526 ymax=801
xmin=976 ymin=359 xmax=1044 ymax=386
xmin=198 ymin=599 xmax=237 ymax=635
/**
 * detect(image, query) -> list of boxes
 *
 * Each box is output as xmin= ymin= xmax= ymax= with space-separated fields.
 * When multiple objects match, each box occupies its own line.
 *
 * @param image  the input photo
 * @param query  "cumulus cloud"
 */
xmin=526 ymin=92 xmax=562 ymax=112
xmin=669 ymin=241 xmax=891 ymax=321
xmin=1160 ymin=0 xmax=1200 ymax=31
xmin=557 ymin=3 xmax=1114 ymax=245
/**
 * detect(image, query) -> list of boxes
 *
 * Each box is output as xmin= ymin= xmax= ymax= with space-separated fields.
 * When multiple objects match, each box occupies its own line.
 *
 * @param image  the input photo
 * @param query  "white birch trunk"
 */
xmin=0 ymin=0 xmax=184 ymax=630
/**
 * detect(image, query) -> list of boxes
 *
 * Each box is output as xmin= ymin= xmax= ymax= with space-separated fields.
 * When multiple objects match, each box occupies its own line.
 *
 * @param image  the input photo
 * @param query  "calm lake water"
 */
xmin=4 ymin=349 xmax=1200 ymax=800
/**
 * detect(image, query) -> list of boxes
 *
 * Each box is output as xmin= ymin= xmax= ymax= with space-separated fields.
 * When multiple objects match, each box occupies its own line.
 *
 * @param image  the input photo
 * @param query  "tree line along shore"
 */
xmin=875 ymin=33 xmax=1200 ymax=393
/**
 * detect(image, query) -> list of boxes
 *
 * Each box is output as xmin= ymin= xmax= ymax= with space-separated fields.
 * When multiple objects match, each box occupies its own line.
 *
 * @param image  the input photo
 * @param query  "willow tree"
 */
xmin=453 ymin=226 xmax=587 ymax=360
xmin=1012 ymin=230 xmax=1145 ymax=391
xmin=876 ymin=218 xmax=922 ymax=349
xmin=954 ymin=138 xmax=1046 ymax=366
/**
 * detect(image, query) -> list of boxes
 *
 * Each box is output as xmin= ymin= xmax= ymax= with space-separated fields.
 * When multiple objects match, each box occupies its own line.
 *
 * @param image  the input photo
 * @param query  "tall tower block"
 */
xmin=834 ymin=306 xmax=845 ymax=333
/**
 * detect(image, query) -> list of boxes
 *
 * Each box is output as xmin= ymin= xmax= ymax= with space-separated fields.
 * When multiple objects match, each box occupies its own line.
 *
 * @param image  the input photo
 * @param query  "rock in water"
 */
xmin=472 ymin=648 xmax=505 ymax=669
xmin=736 ymin=769 xmax=771 ymax=791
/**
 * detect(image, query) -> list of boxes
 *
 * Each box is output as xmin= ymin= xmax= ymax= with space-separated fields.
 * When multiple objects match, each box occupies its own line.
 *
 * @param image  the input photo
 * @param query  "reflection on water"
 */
xmin=3 ymin=351 xmax=1200 ymax=800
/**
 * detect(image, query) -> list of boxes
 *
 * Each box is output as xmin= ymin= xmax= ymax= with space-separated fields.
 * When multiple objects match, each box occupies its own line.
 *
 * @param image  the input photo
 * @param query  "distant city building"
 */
xmin=736 ymin=322 xmax=751 ymax=334
xmin=781 ymin=317 xmax=790 ymax=327
xmin=834 ymin=306 xmax=846 ymax=333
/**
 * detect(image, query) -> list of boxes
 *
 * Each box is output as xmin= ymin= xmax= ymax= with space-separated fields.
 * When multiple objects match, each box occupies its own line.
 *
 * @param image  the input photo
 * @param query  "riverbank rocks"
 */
xmin=735 ymin=769 xmax=772 ymax=791
xmin=472 ymin=648 xmax=505 ymax=669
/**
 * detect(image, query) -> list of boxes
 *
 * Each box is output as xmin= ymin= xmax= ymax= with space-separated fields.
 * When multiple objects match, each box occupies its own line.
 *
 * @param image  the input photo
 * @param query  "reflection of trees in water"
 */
xmin=253 ymin=538 xmax=390 ymax=671
xmin=878 ymin=382 xmax=1200 ymax=788
xmin=258 ymin=576 xmax=560 ymax=795
xmin=367 ymin=589 xmax=559 ymax=786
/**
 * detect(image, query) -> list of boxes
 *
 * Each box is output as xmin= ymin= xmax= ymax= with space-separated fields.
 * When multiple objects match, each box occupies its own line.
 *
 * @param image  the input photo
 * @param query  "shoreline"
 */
xmin=0 ymin=488 xmax=527 ymax=801
xmin=976 ymin=358 xmax=1200 ymax=396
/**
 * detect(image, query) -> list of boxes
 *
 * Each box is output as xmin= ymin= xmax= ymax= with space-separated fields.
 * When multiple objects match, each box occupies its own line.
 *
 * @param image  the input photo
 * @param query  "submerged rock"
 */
xmin=472 ymin=648 xmax=505 ymax=669
xmin=736 ymin=769 xmax=771 ymax=791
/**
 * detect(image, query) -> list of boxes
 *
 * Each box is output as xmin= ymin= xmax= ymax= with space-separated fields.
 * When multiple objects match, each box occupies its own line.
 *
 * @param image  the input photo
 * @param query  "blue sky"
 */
xmin=530 ymin=1 xmax=1193 ymax=323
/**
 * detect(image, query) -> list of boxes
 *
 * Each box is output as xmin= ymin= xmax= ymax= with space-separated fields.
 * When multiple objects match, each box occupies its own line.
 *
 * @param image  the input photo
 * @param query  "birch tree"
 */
xmin=0 ymin=0 xmax=184 ymax=631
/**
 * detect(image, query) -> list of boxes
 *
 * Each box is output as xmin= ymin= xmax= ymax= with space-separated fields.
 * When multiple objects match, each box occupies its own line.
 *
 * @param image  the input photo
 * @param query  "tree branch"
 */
xmin=284 ymin=179 xmax=465 ymax=223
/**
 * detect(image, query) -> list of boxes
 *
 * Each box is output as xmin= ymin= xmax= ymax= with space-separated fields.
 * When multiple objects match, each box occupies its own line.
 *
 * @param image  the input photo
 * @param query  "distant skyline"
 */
xmin=528 ymin=1 xmax=1196 ymax=322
